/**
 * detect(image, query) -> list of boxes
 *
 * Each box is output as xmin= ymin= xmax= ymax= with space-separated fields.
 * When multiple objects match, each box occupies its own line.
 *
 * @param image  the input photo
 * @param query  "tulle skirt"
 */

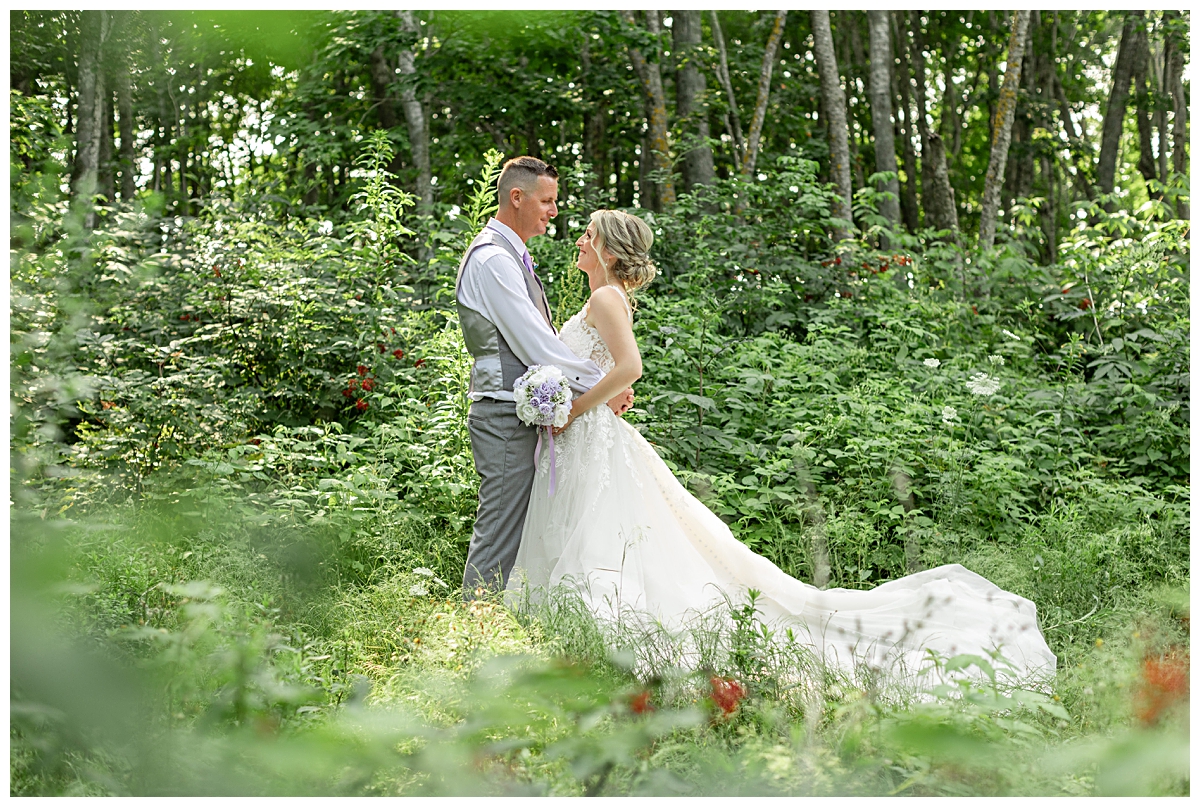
xmin=507 ymin=405 xmax=1057 ymax=685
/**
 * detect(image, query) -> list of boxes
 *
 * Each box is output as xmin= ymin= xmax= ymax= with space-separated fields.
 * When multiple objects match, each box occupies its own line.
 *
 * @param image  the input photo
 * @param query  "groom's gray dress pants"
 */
xmin=463 ymin=399 xmax=539 ymax=596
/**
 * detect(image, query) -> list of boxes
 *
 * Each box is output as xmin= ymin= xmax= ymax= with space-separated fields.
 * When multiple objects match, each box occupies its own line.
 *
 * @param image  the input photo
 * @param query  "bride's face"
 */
xmin=575 ymin=222 xmax=613 ymax=281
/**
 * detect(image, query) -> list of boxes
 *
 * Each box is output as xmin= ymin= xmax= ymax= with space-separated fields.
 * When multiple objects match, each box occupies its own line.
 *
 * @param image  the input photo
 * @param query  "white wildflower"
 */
xmin=942 ymin=405 xmax=958 ymax=424
xmin=923 ymin=358 xmax=941 ymax=369
xmin=317 ymin=220 xmax=333 ymax=236
xmin=988 ymin=354 xmax=1006 ymax=366
xmin=412 ymin=567 xmax=435 ymax=577
xmin=966 ymin=372 xmax=1002 ymax=396
xmin=409 ymin=584 xmax=429 ymax=596
xmin=1001 ymin=329 xmax=1022 ymax=342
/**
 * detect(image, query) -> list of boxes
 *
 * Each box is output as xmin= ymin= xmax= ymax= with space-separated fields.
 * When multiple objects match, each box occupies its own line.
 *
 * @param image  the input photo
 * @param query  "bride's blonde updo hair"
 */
xmin=589 ymin=209 xmax=658 ymax=293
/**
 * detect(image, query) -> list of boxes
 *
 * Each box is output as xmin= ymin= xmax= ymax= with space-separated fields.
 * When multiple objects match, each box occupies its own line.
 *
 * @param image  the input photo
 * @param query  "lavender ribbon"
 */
xmin=533 ymin=426 xmax=557 ymax=497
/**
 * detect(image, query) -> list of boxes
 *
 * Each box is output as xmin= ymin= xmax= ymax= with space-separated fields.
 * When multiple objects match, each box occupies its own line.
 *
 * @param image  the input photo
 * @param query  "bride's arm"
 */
xmin=562 ymin=286 xmax=641 ymax=428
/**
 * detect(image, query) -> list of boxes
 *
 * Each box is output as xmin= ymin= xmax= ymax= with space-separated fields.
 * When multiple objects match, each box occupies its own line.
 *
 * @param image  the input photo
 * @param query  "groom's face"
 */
xmin=516 ymin=176 xmax=559 ymax=240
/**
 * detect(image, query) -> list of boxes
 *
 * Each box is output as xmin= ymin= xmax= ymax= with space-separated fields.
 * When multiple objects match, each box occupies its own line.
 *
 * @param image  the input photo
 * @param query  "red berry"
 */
xmin=414 ymin=359 xmax=426 ymax=368
xmin=392 ymin=348 xmax=404 ymax=359
xmin=357 ymin=365 xmax=369 ymax=376
xmin=361 ymin=378 xmax=375 ymax=391
xmin=378 ymin=342 xmax=386 ymax=353
xmin=834 ymin=257 xmax=841 ymax=265
xmin=342 ymin=389 xmax=351 ymax=397
xmin=355 ymin=399 xmax=369 ymax=411
xmin=1079 ymin=298 xmax=1092 ymax=310
xmin=248 ymin=438 xmax=261 ymax=446
xmin=213 ymin=266 xmax=221 ymax=277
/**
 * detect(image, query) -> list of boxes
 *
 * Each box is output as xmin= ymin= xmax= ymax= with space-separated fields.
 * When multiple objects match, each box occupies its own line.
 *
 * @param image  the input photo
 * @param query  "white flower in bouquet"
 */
xmin=514 ymin=365 xmax=573 ymax=428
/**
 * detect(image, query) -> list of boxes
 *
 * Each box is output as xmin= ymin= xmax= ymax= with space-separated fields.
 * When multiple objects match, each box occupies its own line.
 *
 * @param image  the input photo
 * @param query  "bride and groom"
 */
xmin=455 ymin=156 xmax=1056 ymax=681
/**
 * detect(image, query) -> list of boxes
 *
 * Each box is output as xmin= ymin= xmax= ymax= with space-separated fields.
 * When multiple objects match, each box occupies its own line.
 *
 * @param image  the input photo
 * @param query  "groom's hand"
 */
xmin=607 ymin=387 xmax=634 ymax=417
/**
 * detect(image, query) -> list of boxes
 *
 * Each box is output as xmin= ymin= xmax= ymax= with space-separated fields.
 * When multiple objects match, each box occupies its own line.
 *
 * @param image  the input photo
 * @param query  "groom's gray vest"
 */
xmin=455 ymin=228 xmax=555 ymax=397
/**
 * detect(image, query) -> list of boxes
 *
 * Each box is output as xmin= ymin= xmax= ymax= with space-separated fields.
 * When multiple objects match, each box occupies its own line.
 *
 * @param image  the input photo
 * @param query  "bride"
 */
xmin=507 ymin=209 xmax=1056 ymax=683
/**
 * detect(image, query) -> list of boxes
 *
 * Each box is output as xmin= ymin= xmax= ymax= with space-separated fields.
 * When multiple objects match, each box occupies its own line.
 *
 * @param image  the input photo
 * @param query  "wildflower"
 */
xmin=355 ymin=399 xmax=369 ymax=411
xmin=409 ymin=584 xmax=429 ymax=597
xmin=414 ymin=359 xmax=426 ymax=368
xmin=942 ymin=405 xmax=958 ymax=424
xmin=710 ymin=676 xmax=746 ymax=715
xmin=988 ymin=354 xmax=1005 ymax=366
xmin=965 ymin=372 xmax=1002 ymax=396
xmin=923 ymin=358 xmax=941 ymax=369
xmin=1134 ymin=651 xmax=1189 ymax=726
xmin=629 ymin=690 xmax=655 ymax=715
xmin=361 ymin=378 xmax=375 ymax=392
xmin=393 ymin=348 xmax=404 ymax=359
xmin=1002 ymin=329 xmax=1022 ymax=341
xmin=413 ymin=567 xmax=435 ymax=577
xmin=357 ymin=365 xmax=369 ymax=376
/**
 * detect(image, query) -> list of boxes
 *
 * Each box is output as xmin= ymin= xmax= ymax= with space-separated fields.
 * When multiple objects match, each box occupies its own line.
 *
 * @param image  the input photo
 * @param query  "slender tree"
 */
xmin=741 ymin=10 xmax=787 ymax=177
xmin=978 ymin=11 xmax=1031 ymax=251
xmin=396 ymin=10 xmax=432 ymax=213
xmin=70 ymin=10 xmax=111 ymax=229
xmin=1131 ymin=17 xmax=1157 ymax=186
xmin=709 ymin=11 xmax=745 ymax=165
xmin=671 ymin=9 xmax=714 ymax=191
xmin=910 ymin=15 xmax=959 ymax=235
xmin=1096 ymin=12 xmax=1141 ymax=199
xmin=866 ymin=10 xmax=900 ymax=228
xmin=1164 ymin=11 xmax=1188 ymax=218
xmin=811 ymin=10 xmax=853 ymax=236
xmin=622 ymin=10 xmax=675 ymax=209
xmin=891 ymin=13 xmax=919 ymax=232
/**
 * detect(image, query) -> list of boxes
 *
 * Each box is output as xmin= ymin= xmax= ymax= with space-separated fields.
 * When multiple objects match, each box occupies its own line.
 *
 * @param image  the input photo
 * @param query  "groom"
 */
xmin=456 ymin=156 xmax=633 ymax=597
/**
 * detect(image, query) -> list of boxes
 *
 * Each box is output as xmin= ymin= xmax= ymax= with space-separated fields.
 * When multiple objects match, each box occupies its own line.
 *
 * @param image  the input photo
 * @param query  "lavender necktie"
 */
xmin=522 ymin=251 xmax=535 ymax=275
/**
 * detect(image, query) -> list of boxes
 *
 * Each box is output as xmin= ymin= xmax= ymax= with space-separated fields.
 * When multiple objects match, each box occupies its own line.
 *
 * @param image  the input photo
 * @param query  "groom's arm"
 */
xmin=459 ymin=250 xmax=603 ymax=395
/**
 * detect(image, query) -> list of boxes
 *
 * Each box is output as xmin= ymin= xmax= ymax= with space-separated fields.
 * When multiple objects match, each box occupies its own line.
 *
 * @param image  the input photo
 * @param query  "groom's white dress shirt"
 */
xmin=456 ymin=218 xmax=602 ymax=402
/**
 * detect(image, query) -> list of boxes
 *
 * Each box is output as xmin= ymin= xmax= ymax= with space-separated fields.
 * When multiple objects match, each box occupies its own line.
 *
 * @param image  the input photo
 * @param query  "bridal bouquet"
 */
xmin=513 ymin=365 xmax=572 ymax=496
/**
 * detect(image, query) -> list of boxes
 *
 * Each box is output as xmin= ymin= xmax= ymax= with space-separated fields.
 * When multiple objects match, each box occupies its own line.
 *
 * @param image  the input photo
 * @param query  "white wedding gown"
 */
xmin=508 ymin=295 xmax=1057 ymax=684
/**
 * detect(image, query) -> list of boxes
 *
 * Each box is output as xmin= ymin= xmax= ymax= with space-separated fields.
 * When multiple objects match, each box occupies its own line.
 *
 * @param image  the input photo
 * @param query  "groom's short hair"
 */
xmin=498 ymin=156 xmax=558 ymax=206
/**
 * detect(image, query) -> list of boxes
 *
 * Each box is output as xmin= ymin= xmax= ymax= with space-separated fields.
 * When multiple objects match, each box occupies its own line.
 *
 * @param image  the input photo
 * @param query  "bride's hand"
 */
xmin=606 ymin=387 xmax=634 ymax=417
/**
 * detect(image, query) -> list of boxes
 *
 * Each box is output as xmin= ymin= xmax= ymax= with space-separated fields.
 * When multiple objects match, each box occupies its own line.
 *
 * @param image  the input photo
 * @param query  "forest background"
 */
xmin=10 ymin=9 xmax=1191 ymax=796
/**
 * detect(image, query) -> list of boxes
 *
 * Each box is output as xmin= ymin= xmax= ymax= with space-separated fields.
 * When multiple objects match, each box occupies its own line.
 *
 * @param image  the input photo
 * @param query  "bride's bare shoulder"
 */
xmin=587 ymin=285 xmax=631 ymax=317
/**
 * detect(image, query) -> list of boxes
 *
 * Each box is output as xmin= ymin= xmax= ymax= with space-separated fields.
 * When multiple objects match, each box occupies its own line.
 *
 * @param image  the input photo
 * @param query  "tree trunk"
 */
xmin=116 ymin=63 xmax=135 ymax=200
xmin=866 ymin=11 xmax=900 ymax=228
xmin=910 ymin=16 xmax=959 ymax=235
xmin=395 ymin=11 xmax=432 ymax=213
xmin=741 ymin=10 xmax=787 ymax=177
xmin=672 ymin=10 xmax=714 ymax=191
xmin=1096 ymin=12 xmax=1141 ymax=199
xmin=892 ymin=13 xmax=919 ymax=232
xmin=622 ymin=10 xmax=674 ymax=209
xmin=978 ymin=11 xmax=1031 ymax=251
xmin=97 ymin=88 xmax=115 ymax=204
xmin=1165 ymin=11 xmax=1188 ymax=218
xmin=710 ymin=11 xmax=745 ymax=164
xmin=368 ymin=46 xmax=399 ymax=130
xmin=1131 ymin=18 xmax=1157 ymax=186
xmin=70 ymin=10 xmax=111 ymax=229
xmin=1154 ymin=26 xmax=1170 ymax=184
xmin=811 ymin=10 xmax=853 ymax=236
xmin=581 ymin=34 xmax=608 ymax=199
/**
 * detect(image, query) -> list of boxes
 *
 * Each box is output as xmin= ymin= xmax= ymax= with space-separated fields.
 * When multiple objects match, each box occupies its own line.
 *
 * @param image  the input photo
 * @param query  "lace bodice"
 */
xmin=557 ymin=288 xmax=631 ymax=375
